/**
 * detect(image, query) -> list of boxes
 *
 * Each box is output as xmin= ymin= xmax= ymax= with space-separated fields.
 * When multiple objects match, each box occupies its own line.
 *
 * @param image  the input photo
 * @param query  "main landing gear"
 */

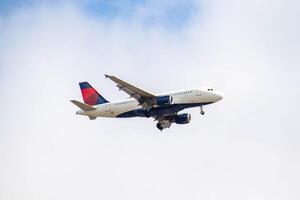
xmin=156 ymin=123 xmax=163 ymax=131
xmin=156 ymin=121 xmax=171 ymax=131
xmin=200 ymin=106 xmax=205 ymax=115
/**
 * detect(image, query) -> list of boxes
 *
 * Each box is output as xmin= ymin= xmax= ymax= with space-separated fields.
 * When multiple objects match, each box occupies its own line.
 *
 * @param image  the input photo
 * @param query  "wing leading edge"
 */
xmin=105 ymin=74 xmax=156 ymax=109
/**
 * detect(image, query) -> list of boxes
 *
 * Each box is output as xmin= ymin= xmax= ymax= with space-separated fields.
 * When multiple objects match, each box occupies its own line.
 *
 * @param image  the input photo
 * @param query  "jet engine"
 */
xmin=156 ymin=95 xmax=173 ymax=106
xmin=175 ymin=113 xmax=191 ymax=124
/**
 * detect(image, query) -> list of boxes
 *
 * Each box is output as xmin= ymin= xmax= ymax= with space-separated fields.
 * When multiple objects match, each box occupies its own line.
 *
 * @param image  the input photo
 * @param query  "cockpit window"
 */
xmin=208 ymin=88 xmax=214 ymax=91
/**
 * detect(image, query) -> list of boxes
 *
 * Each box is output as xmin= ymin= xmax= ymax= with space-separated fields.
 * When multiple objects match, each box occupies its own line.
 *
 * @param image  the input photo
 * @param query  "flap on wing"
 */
xmin=105 ymin=74 xmax=156 ymax=101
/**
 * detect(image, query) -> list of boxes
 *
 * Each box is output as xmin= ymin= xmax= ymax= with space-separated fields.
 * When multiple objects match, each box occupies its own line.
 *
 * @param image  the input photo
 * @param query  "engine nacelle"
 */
xmin=156 ymin=95 xmax=173 ymax=106
xmin=175 ymin=113 xmax=191 ymax=124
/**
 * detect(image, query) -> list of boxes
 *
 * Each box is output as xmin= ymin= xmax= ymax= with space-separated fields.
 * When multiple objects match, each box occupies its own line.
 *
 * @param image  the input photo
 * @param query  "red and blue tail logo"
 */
xmin=79 ymin=82 xmax=109 ymax=106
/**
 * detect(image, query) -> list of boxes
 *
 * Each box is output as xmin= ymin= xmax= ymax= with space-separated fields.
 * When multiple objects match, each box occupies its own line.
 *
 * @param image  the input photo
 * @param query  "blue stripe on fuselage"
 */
xmin=116 ymin=102 xmax=213 ymax=118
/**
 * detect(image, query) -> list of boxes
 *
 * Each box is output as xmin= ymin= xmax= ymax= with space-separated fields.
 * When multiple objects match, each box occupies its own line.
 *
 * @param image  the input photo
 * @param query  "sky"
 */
xmin=0 ymin=0 xmax=300 ymax=200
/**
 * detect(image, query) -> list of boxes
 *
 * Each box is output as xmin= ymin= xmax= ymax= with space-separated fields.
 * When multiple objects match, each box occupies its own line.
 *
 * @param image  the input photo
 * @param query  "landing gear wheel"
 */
xmin=145 ymin=111 xmax=150 ymax=118
xmin=200 ymin=106 xmax=205 ymax=115
xmin=156 ymin=123 xmax=163 ymax=131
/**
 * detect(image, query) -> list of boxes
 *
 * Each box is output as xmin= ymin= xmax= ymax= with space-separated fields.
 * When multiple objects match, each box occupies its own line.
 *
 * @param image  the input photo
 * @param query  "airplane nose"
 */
xmin=215 ymin=91 xmax=224 ymax=101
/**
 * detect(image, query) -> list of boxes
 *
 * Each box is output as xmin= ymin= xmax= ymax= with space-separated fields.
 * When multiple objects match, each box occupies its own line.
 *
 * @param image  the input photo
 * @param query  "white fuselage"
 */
xmin=76 ymin=88 xmax=223 ymax=118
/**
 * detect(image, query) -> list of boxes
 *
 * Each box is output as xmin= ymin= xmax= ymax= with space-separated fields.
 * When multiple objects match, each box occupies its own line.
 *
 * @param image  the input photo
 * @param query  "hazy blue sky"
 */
xmin=0 ymin=0 xmax=198 ymax=28
xmin=0 ymin=0 xmax=299 ymax=200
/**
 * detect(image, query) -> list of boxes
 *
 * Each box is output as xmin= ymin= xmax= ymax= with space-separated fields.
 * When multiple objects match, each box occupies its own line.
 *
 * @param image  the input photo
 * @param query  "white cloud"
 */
xmin=0 ymin=1 xmax=299 ymax=200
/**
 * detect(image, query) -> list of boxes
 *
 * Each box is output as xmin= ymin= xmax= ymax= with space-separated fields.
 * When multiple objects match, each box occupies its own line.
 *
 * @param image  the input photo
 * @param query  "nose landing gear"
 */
xmin=200 ymin=106 xmax=205 ymax=115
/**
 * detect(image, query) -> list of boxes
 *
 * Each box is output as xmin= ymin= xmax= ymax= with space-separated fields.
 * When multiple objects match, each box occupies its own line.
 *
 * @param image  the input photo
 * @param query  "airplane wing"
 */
xmin=105 ymin=74 xmax=156 ymax=109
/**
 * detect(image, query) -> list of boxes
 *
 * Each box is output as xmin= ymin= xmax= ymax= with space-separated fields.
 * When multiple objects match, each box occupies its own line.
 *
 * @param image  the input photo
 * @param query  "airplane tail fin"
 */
xmin=79 ymin=82 xmax=109 ymax=106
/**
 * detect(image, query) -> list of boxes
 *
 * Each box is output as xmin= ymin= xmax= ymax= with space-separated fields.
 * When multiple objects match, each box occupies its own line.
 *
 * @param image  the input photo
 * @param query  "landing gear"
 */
xmin=200 ymin=106 xmax=205 ymax=115
xmin=156 ymin=120 xmax=172 ymax=131
xmin=156 ymin=123 xmax=163 ymax=131
xmin=145 ymin=111 xmax=151 ymax=118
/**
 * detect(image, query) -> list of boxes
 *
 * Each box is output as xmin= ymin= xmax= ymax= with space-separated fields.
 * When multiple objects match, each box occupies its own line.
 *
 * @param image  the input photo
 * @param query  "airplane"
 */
xmin=71 ymin=74 xmax=223 ymax=131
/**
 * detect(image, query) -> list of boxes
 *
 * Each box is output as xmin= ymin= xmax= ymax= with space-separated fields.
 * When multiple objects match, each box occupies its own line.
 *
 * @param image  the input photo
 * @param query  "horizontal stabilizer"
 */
xmin=70 ymin=100 xmax=96 ymax=111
